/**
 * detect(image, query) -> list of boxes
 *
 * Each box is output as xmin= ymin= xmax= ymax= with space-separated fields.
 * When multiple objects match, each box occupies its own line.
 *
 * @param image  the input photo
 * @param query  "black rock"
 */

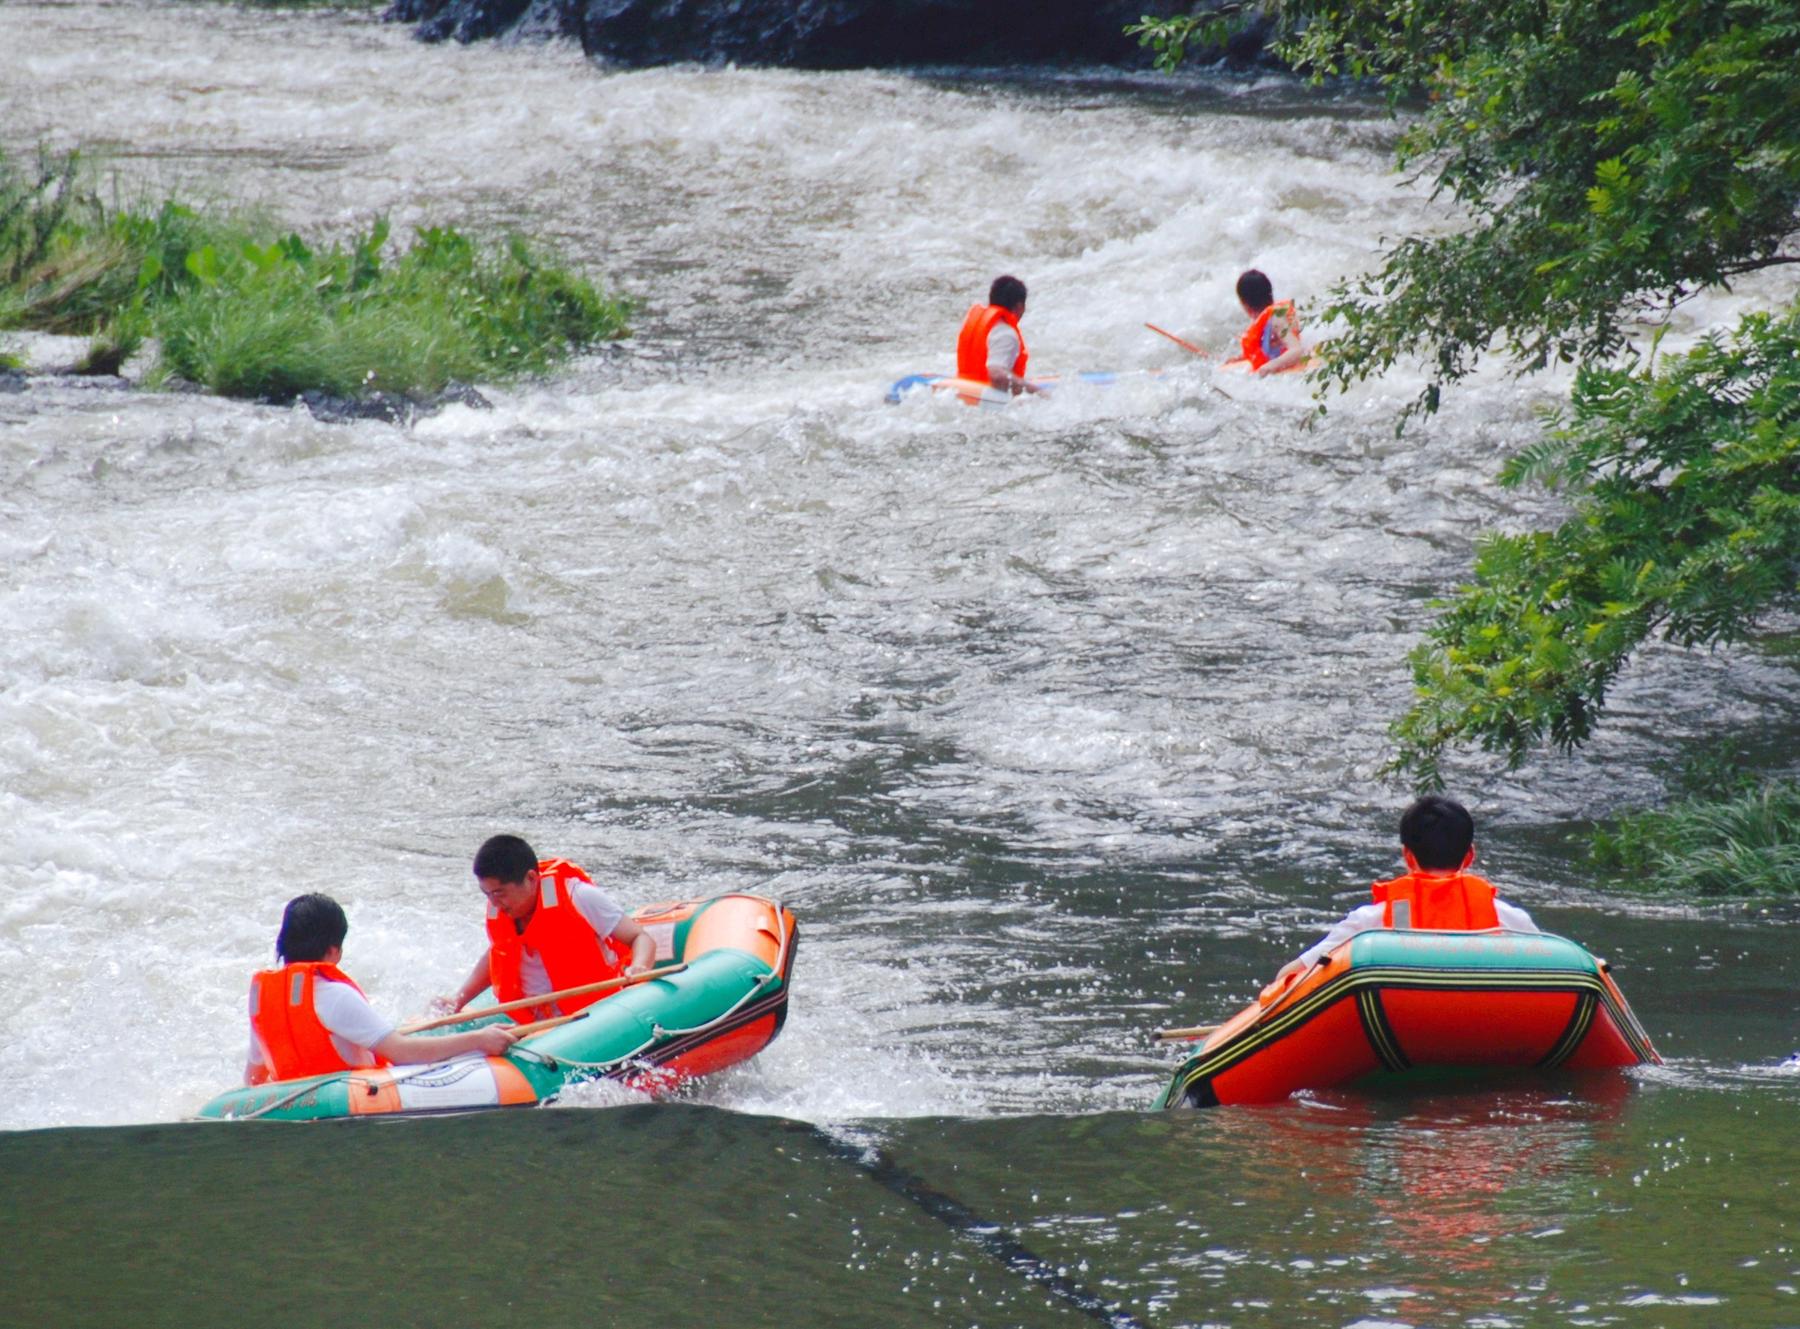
xmin=386 ymin=0 xmax=1270 ymax=68
xmin=294 ymin=383 xmax=493 ymax=425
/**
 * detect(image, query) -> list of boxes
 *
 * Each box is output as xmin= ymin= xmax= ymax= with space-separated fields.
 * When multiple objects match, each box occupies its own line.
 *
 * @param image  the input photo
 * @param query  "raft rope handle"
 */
xmin=511 ymin=968 xmax=784 ymax=1074
xmin=522 ymin=898 xmax=793 ymax=1073
xmin=224 ymin=1077 xmax=342 ymax=1121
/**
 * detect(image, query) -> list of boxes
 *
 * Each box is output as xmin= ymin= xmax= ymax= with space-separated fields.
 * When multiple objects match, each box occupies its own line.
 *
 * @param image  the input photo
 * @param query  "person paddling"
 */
xmin=956 ymin=274 xmax=1039 ymax=400
xmin=245 ymin=893 xmax=517 ymax=1085
xmin=443 ymin=834 xmax=657 ymax=1023
xmin=1264 ymin=796 xmax=1542 ymax=994
xmin=1223 ymin=268 xmax=1310 ymax=376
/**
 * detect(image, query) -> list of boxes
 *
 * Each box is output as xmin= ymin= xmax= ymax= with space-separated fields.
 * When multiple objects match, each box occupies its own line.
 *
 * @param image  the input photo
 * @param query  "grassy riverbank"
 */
xmin=1 ymin=148 xmax=628 ymax=400
xmin=1587 ymin=742 xmax=1800 ymax=897
xmin=1592 ymin=779 xmax=1800 ymax=898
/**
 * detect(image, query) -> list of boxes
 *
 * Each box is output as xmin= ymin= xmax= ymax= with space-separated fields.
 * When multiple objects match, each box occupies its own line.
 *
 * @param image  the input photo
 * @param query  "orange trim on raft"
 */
xmin=347 ymin=1070 xmax=405 ymax=1116
xmin=489 ymin=1056 xmax=539 ymax=1106
xmin=681 ymin=895 xmax=788 ymax=969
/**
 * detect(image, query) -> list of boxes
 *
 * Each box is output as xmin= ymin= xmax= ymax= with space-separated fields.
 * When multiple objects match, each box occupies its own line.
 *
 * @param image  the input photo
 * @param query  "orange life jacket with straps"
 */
xmin=1370 ymin=870 xmax=1501 ymax=932
xmin=247 ymin=962 xmax=390 ymax=1085
xmin=956 ymin=303 xmax=1029 ymax=386
xmin=1239 ymin=300 xmax=1301 ymax=371
xmin=485 ymin=858 xmax=627 ymax=1022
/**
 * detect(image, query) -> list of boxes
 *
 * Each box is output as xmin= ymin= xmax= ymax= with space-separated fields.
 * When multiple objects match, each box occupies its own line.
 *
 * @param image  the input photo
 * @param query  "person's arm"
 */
xmin=318 ymin=977 xmax=518 ymax=1065
xmin=444 ymin=952 xmax=491 ymax=1013
xmin=568 ymin=881 xmax=657 ymax=977
xmin=610 ymin=915 xmax=658 ymax=977
xmin=1495 ymin=899 xmax=1541 ymax=933
xmin=1269 ymin=903 xmax=1384 ymax=988
xmin=991 ymin=369 xmax=1042 ymax=395
xmin=986 ymin=323 xmax=1040 ymax=395
xmin=373 ymin=1023 xmax=519 ymax=1065
xmin=1253 ymin=341 xmax=1311 ymax=375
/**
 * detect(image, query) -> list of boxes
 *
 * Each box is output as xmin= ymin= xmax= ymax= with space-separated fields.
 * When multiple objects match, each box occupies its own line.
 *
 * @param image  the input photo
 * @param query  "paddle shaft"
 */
xmin=507 ymin=1012 xmax=585 ymax=1039
xmin=1154 ymin=1024 xmax=1218 ymax=1042
xmin=1145 ymin=322 xmax=1211 ymax=358
xmin=399 ymin=962 xmax=687 ymax=1033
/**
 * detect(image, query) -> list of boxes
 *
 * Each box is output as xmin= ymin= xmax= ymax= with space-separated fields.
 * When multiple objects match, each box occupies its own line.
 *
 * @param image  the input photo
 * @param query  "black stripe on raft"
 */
xmin=1168 ymin=963 xmax=1643 ymax=1106
xmin=1538 ymin=991 xmax=1598 ymax=1069
xmin=1356 ymin=988 xmax=1411 ymax=1071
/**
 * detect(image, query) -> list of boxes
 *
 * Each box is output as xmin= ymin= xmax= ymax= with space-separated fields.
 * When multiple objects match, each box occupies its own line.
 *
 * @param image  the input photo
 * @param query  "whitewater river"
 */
xmin=3 ymin=4 xmax=1797 ymax=1325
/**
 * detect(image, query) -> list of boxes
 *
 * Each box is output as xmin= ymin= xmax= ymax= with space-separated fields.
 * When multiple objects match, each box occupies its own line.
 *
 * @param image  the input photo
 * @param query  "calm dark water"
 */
xmin=5 ymin=1082 xmax=1797 ymax=1328
xmin=3 ymin=5 xmax=1798 ymax=1327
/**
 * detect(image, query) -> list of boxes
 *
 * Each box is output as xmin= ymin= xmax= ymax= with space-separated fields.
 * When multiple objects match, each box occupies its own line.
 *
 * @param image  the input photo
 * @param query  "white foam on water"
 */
xmin=0 ymin=2 xmax=1792 ymax=1129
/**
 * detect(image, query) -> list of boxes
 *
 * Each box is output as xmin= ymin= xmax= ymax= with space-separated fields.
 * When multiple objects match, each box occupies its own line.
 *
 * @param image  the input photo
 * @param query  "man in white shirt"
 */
xmin=955 ymin=274 xmax=1039 ymax=396
xmin=1267 ymin=796 xmax=1541 ymax=994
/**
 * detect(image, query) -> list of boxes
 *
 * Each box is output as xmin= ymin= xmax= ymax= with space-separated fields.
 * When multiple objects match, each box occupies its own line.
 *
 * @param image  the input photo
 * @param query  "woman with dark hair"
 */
xmin=245 ymin=893 xmax=517 ymax=1085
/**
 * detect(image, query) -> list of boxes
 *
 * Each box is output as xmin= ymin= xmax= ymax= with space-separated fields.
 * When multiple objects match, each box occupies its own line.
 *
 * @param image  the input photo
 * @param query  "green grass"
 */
xmin=1591 ymin=778 xmax=1800 ymax=897
xmin=1 ymin=148 xmax=629 ymax=400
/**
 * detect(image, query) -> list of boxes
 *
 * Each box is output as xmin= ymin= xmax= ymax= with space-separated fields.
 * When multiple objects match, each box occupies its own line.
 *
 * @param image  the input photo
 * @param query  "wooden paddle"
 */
xmin=507 ymin=1012 xmax=585 ymax=1039
xmin=1153 ymin=1024 xmax=1218 ymax=1043
xmin=1145 ymin=322 xmax=1211 ymax=358
xmin=398 ymin=962 xmax=688 ymax=1034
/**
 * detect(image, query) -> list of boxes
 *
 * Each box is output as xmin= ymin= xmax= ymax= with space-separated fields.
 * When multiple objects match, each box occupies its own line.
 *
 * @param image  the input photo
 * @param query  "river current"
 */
xmin=2 ymin=4 xmax=1797 ymax=1326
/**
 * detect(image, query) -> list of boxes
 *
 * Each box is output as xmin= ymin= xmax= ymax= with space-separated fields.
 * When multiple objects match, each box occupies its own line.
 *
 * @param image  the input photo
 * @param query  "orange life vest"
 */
xmin=485 ymin=857 xmax=627 ymax=1022
xmin=1239 ymin=299 xmax=1301 ymax=371
xmin=1370 ymin=870 xmax=1501 ymax=932
xmin=956 ymin=303 xmax=1029 ymax=386
xmin=247 ymin=962 xmax=390 ymax=1085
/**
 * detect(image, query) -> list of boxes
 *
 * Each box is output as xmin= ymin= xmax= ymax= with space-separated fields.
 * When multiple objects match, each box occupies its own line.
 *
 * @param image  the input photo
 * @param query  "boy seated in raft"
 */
xmin=246 ymin=894 xmax=517 ymax=1085
xmin=1265 ymin=795 xmax=1541 ymax=994
xmin=442 ymin=834 xmax=657 ymax=1023
xmin=1223 ymin=268 xmax=1311 ymax=376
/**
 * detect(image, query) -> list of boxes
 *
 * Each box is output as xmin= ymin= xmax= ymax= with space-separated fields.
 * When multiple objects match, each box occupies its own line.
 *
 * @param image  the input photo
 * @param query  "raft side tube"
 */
xmin=1155 ymin=930 xmax=1660 ymax=1110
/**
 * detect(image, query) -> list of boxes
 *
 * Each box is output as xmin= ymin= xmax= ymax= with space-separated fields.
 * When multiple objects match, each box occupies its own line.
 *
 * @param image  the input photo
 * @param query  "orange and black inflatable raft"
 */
xmin=1154 ymin=929 xmax=1659 ymax=1109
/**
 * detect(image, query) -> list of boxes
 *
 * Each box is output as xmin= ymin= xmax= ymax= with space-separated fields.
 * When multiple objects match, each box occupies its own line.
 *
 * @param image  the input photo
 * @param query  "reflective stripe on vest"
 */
xmin=248 ymin=961 xmax=389 ymax=1083
xmin=1370 ymin=870 xmax=1500 ymax=932
xmin=956 ymin=303 xmax=1029 ymax=386
xmin=485 ymin=858 xmax=624 ymax=1021
xmin=1238 ymin=300 xmax=1299 ymax=370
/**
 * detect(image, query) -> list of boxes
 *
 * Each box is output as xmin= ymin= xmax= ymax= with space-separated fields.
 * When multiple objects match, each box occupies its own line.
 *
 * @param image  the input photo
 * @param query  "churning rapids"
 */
xmin=4 ymin=0 xmax=1797 ymax=1132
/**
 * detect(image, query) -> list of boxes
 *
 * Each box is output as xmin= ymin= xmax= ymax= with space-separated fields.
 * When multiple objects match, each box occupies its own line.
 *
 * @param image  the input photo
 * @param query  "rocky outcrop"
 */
xmin=385 ymin=0 xmax=1273 ymax=69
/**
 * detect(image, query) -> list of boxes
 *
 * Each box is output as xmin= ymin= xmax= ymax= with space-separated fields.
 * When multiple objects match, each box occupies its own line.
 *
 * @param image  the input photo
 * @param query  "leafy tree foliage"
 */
xmin=1390 ymin=310 xmax=1800 ymax=784
xmin=1135 ymin=3 xmax=1799 ymax=809
xmin=1133 ymin=0 xmax=1800 ymax=411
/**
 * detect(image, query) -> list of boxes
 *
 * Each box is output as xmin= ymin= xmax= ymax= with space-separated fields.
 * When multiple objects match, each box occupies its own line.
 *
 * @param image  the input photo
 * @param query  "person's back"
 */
xmin=1228 ymin=268 xmax=1307 ymax=375
xmin=246 ymin=893 xmax=515 ymax=1085
xmin=955 ymin=274 xmax=1035 ymax=397
xmin=1267 ymin=796 xmax=1539 ymax=994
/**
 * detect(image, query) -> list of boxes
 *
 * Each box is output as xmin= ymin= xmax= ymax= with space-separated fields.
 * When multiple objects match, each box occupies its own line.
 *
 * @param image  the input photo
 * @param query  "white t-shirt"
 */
xmin=246 ymin=973 xmax=396 ymax=1074
xmin=1294 ymin=898 xmax=1540 ymax=970
xmin=514 ymin=881 xmax=627 ymax=997
xmin=986 ymin=321 xmax=1022 ymax=380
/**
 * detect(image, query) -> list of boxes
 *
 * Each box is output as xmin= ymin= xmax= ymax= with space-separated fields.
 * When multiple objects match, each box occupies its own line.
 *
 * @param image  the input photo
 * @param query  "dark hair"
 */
xmin=988 ymin=275 xmax=1027 ymax=312
xmin=473 ymin=833 xmax=539 ymax=884
xmin=275 ymin=893 xmax=348 ymax=964
xmin=1399 ymin=796 xmax=1476 ymax=870
xmin=1235 ymin=269 xmax=1274 ymax=312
